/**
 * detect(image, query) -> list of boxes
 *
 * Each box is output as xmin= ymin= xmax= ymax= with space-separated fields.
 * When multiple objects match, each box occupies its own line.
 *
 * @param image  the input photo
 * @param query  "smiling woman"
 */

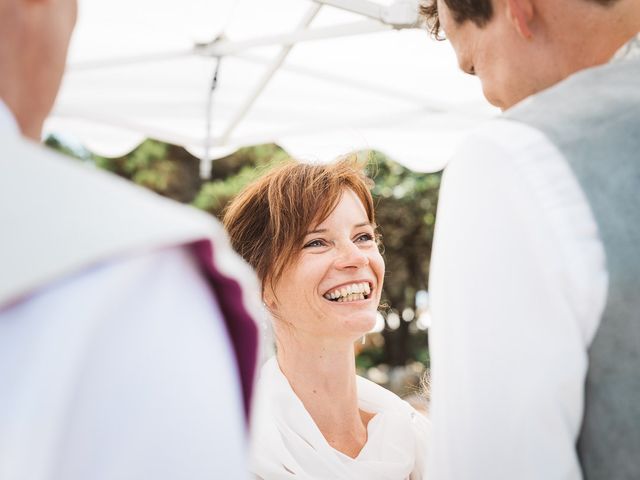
xmin=223 ymin=156 xmax=429 ymax=480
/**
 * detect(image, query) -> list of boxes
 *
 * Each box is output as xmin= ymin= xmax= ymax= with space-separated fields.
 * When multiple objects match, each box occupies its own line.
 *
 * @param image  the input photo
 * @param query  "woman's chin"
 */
xmin=337 ymin=312 xmax=377 ymax=339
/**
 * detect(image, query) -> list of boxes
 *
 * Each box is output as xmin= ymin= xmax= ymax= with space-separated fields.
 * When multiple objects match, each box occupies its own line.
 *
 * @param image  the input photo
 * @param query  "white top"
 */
xmin=427 ymin=36 xmax=639 ymax=480
xmin=0 ymin=103 xmax=251 ymax=480
xmin=0 ymin=99 xmax=19 ymax=135
xmin=0 ymin=248 xmax=249 ymax=480
xmin=428 ymin=119 xmax=607 ymax=480
xmin=250 ymin=357 xmax=429 ymax=480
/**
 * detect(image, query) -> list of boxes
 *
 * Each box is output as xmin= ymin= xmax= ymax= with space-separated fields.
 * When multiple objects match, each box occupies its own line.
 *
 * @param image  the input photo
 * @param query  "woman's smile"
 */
xmin=322 ymin=281 xmax=373 ymax=303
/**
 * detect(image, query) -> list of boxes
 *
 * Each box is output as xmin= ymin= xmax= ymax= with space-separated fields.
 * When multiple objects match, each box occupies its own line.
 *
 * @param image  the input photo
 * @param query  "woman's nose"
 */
xmin=334 ymin=242 xmax=369 ymax=269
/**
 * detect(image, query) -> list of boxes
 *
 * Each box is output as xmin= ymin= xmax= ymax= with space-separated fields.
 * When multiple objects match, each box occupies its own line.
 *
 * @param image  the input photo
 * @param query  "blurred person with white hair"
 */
xmin=0 ymin=1 xmax=259 ymax=479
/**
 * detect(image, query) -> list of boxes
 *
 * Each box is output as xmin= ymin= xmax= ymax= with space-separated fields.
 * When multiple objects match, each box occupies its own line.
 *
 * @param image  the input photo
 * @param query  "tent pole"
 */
xmin=199 ymin=20 xmax=390 ymax=58
xmin=70 ymin=20 xmax=397 ymax=73
xmin=218 ymin=3 xmax=323 ymax=145
xmin=312 ymin=0 xmax=420 ymax=27
xmin=201 ymin=57 xmax=222 ymax=179
xmin=311 ymin=0 xmax=383 ymax=21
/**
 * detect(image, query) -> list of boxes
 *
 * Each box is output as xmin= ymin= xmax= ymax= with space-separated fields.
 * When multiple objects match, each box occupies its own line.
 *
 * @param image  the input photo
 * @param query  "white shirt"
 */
xmin=0 ymin=99 xmax=19 ymax=135
xmin=425 ymin=34 xmax=640 ymax=479
xmin=251 ymin=357 xmax=429 ymax=480
xmin=0 ymin=102 xmax=251 ymax=480
xmin=428 ymin=120 xmax=606 ymax=480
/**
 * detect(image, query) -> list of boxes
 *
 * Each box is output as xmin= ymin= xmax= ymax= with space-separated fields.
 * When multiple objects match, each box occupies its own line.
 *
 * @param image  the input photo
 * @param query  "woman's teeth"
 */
xmin=336 ymin=293 xmax=365 ymax=302
xmin=323 ymin=283 xmax=371 ymax=302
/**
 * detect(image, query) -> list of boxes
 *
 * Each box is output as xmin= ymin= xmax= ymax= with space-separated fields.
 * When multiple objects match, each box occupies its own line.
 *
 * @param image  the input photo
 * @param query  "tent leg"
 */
xmin=218 ymin=3 xmax=323 ymax=145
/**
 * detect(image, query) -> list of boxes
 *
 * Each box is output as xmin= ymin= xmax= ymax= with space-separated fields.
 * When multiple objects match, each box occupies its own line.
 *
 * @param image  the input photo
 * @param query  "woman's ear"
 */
xmin=262 ymin=285 xmax=278 ymax=313
xmin=506 ymin=0 xmax=534 ymax=40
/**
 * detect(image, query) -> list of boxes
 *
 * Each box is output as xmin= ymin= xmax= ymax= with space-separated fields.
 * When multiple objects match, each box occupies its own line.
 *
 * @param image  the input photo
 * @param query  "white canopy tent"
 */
xmin=46 ymin=0 xmax=496 ymax=175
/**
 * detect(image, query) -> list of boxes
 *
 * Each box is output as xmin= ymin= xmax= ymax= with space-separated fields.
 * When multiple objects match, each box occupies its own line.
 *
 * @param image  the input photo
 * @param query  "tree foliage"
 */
xmin=365 ymin=152 xmax=441 ymax=368
xmin=46 ymin=136 xmax=440 ymax=381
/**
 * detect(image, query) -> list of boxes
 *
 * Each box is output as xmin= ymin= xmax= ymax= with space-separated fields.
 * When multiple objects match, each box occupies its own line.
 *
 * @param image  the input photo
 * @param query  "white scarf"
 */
xmin=612 ymin=32 xmax=640 ymax=62
xmin=250 ymin=357 xmax=429 ymax=480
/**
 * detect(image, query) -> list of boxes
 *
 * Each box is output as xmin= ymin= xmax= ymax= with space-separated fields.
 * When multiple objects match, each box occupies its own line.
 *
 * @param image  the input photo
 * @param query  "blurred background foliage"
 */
xmin=45 ymin=135 xmax=440 ymax=402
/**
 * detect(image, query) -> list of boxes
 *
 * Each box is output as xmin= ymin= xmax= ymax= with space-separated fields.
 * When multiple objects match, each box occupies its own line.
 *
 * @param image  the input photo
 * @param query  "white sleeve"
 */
xmin=0 ymin=247 xmax=250 ymax=480
xmin=427 ymin=121 xmax=607 ymax=480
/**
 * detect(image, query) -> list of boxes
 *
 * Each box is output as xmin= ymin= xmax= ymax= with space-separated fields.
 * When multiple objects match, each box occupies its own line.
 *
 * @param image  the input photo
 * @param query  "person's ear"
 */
xmin=506 ymin=0 xmax=534 ymax=39
xmin=262 ymin=285 xmax=278 ymax=313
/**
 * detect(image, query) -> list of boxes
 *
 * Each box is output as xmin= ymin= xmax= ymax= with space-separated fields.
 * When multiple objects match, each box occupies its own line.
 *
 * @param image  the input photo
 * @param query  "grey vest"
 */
xmin=506 ymin=57 xmax=640 ymax=479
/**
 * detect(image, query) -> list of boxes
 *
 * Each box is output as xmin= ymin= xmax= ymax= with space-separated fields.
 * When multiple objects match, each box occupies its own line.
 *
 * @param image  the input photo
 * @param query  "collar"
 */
xmin=611 ymin=33 xmax=640 ymax=63
xmin=0 ymin=99 xmax=20 ymax=136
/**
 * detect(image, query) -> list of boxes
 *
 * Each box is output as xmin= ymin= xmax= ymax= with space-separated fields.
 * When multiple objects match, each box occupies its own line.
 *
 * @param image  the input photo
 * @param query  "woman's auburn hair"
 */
xmin=223 ymin=154 xmax=376 ymax=294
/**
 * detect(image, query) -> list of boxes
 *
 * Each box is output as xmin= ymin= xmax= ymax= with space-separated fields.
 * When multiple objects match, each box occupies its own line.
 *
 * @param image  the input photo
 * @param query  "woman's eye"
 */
xmin=303 ymin=239 xmax=326 ymax=248
xmin=355 ymin=233 xmax=374 ymax=243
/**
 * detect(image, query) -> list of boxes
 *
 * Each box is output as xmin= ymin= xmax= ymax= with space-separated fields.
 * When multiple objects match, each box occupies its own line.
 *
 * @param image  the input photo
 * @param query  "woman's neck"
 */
xmin=276 ymin=333 xmax=373 ymax=458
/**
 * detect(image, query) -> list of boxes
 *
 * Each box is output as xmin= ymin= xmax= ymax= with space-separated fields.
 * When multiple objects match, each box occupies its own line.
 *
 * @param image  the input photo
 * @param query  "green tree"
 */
xmin=192 ymin=144 xmax=289 ymax=219
xmin=365 ymin=151 xmax=441 ymax=368
xmin=46 ymin=137 xmax=440 ymax=379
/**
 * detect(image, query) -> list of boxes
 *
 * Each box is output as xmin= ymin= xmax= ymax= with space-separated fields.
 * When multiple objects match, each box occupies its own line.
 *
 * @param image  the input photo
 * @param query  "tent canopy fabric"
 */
xmin=46 ymin=0 xmax=496 ymax=174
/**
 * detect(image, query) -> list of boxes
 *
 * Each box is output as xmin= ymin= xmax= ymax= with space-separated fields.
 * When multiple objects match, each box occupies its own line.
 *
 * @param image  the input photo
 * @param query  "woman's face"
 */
xmin=267 ymin=189 xmax=385 ymax=341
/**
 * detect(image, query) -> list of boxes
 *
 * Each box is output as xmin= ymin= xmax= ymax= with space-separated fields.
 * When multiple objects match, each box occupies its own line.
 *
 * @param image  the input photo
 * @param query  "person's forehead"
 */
xmin=314 ymin=192 xmax=368 ymax=228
